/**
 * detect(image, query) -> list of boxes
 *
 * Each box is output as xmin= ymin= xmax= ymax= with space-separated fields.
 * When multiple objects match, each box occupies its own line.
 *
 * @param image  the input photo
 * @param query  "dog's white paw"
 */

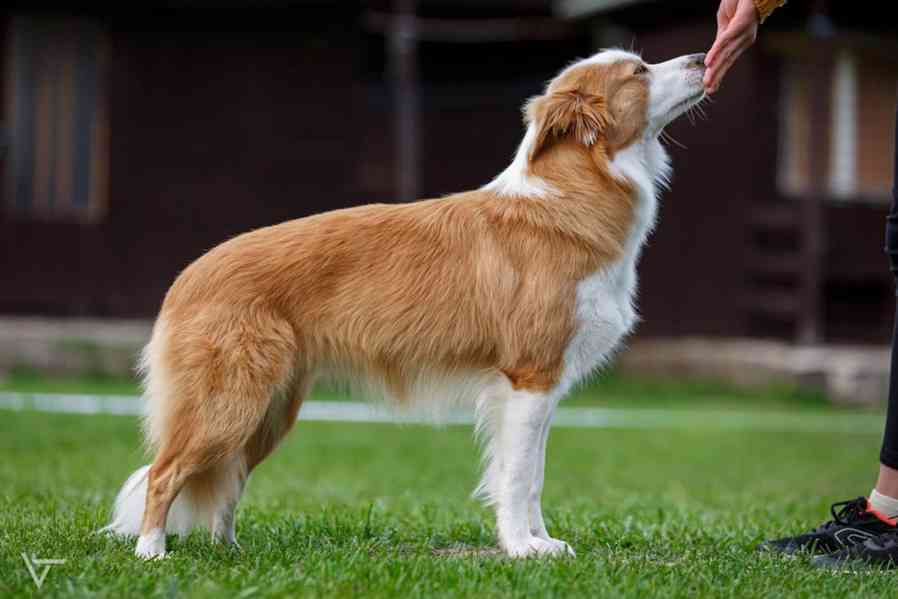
xmin=135 ymin=529 xmax=167 ymax=560
xmin=541 ymin=537 xmax=576 ymax=557
xmin=504 ymin=536 xmax=576 ymax=559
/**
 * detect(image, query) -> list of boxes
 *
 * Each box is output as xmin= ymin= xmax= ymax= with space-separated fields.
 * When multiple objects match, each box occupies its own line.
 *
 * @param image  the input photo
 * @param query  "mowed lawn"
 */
xmin=0 ymin=374 xmax=895 ymax=598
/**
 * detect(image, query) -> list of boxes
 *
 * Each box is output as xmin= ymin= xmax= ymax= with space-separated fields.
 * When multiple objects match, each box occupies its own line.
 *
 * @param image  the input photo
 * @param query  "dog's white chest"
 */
xmin=557 ymin=139 xmax=667 ymax=395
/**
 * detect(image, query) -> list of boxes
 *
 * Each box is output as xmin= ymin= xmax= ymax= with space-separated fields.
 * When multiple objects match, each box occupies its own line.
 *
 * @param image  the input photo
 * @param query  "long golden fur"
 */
xmin=103 ymin=49 xmax=709 ymax=559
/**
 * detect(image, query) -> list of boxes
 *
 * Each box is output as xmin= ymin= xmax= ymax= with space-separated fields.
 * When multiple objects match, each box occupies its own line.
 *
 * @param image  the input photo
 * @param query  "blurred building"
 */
xmin=1 ymin=1 xmax=896 ymax=344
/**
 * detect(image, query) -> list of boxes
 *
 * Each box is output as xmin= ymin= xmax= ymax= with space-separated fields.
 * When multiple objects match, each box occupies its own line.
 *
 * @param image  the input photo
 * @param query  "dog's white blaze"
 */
xmin=576 ymin=48 xmax=642 ymax=68
xmin=646 ymin=54 xmax=706 ymax=135
xmin=482 ymin=123 xmax=558 ymax=198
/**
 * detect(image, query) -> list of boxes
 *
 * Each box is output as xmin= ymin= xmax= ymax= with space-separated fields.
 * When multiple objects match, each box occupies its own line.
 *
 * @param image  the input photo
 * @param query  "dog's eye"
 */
xmin=634 ymin=64 xmax=648 ymax=75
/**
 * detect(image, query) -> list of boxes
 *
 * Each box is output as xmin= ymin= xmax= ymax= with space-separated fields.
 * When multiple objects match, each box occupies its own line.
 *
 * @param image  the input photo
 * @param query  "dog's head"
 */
xmin=525 ymin=49 xmax=706 ymax=160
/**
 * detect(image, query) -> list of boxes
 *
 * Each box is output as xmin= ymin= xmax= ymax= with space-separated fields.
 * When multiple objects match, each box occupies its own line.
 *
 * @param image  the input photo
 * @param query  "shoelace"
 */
xmin=815 ymin=497 xmax=869 ymax=532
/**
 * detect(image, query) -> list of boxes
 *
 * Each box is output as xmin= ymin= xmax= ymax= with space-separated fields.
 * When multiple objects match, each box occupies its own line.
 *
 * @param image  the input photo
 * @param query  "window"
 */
xmin=778 ymin=49 xmax=897 ymax=202
xmin=4 ymin=16 xmax=109 ymax=222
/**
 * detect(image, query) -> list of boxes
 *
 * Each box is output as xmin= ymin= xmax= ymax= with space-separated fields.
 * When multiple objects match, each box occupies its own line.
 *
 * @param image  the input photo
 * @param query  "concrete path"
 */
xmin=0 ymin=391 xmax=883 ymax=434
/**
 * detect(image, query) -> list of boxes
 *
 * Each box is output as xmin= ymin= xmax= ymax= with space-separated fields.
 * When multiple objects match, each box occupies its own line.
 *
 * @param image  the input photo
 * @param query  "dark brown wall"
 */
xmin=2 ymin=13 xmax=366 ymax=315
xmin=2 ymin=7 xmax=894 ymax=345
xmin=824 ymin=203 xmax=892 ymax=344
xmin=623 ymin=20 xmax=760 ymax=338
xmin=0 ymin=9 xmax=588 ymax=318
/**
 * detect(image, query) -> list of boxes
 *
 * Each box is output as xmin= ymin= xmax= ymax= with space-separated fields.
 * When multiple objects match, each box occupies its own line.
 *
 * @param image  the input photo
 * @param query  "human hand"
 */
xmin=704 ymin=0 xmax=759 ymax=93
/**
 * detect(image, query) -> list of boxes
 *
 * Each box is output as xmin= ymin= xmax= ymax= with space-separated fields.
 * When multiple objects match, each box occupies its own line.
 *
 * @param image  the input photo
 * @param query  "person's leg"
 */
xmin=807 ymin=103 xmax=898 ymax=568
xmin=761 ymin=104 xmax=898 ymax=562
xmin=875 ymin=103 xmax=898 ymax=503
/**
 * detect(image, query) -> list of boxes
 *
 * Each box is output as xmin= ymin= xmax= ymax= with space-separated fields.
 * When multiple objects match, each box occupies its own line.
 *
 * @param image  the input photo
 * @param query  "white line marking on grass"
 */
xmin=0 ymin=391 xmax=883 ymax=434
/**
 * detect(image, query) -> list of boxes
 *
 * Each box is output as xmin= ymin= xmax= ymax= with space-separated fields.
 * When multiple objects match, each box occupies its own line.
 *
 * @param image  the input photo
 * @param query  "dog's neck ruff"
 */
xmin=609 ymin=134 xmax=671 ymax=232
xmin=609 ymin=134 xmax=670 ymax=274
xmin=553 ymin=133 xmax=670 ymax=397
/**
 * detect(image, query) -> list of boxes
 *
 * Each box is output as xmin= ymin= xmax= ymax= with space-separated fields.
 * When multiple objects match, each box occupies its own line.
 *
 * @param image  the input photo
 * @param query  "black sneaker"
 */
xmin=758 ymin=497 xmax=896 ymax=555
xmin=813 ymin=531 xmax=898 ymax=570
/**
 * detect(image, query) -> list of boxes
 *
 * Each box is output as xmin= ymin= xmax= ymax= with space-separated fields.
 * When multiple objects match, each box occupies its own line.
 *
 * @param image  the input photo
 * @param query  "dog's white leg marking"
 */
xmin=495 ymin=389 xmax=573 ymax=558
xmin=211 ymin=496 xmax=240 ymax=547
xmin=210 ymin=459 xmax=247 ymax=548
xmin=528 ymin=418 xmax=551 ymax=538
xmin=135 ymin=528 xmax=167 ymax=559
xmin=525 ymin=407 xmax=574 ymax=556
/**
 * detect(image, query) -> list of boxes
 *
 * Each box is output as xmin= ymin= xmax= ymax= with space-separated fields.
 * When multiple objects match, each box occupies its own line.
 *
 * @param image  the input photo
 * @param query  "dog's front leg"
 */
xmin=527 ymin=411 xmax=575 ymax=556
xmin=496 ymin=389 xmax=573 ymax=558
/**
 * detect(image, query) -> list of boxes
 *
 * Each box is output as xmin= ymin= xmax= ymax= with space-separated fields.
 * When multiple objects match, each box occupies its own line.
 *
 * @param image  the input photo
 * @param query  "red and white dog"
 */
xmin=104 ymin=49 xmax=706 ymax=559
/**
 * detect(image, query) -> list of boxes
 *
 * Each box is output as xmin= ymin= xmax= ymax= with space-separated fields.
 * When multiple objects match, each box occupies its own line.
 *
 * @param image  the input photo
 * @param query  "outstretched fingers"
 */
xmin=704 ymin=31 xmax=754 ymax=92
xmin=704 ymin=0 xmax=759 ymax=93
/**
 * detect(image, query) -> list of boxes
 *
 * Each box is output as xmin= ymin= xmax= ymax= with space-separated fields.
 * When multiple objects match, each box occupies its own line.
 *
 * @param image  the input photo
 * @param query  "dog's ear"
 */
xmin=525 ymin=88 xmax=613 ymax=161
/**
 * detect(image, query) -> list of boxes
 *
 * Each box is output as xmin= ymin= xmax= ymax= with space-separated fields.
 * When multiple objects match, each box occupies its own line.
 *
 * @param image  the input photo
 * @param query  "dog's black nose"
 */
xmin=686 ymin=53 xmax=707 ymax=69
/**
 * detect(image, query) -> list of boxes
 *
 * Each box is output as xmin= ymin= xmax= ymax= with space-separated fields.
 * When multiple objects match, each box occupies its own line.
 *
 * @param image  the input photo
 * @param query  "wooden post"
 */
xmin=389 ymin=0 xmax=418 ymax=203
xmin=797 ymin=75 xmax=826 ymax=345
xmin=797 ymin=3 xmax=832 ymax=345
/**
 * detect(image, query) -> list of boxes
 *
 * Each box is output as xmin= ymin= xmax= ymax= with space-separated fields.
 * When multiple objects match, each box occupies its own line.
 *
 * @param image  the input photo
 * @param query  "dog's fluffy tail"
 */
xmin=102 ymin=318 xmax=213 ymax=538
xmin=101 ymin=464 xmax=212 ymax=537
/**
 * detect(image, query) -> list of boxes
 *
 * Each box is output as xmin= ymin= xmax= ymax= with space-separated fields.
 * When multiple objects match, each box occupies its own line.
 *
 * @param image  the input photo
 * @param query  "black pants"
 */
xmin=881 ymin=105 xmax=898 ymax=469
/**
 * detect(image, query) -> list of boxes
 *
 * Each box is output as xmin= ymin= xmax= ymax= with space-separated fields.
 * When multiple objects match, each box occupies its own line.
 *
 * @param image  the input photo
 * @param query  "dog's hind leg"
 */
xmin=205 ymin=373 xmax=313 ymax=546
xmin=244 ymin=373 xmax=312 ymax=473
xmin=136 ymin=394 xmax=269 ymax=559
xmin=137 ymin=384 xmax=283 ymax=558
xmin=134 ymin=313 xmax=297 ymax=559
xmin=189 ymin=457 xmax=248 ymax=547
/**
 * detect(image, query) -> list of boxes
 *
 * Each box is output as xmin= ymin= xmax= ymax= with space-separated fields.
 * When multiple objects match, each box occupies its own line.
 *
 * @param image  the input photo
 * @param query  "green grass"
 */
xmin=0 ymin=368 xmax=142 ymax=396
xmin=1 ymin=395 xmax=895 ymax=598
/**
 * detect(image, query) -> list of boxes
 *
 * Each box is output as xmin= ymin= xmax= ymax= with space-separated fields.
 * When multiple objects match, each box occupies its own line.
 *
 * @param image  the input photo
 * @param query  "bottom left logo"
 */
xmin=22 ymin=553 xmax=66 ymax=589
